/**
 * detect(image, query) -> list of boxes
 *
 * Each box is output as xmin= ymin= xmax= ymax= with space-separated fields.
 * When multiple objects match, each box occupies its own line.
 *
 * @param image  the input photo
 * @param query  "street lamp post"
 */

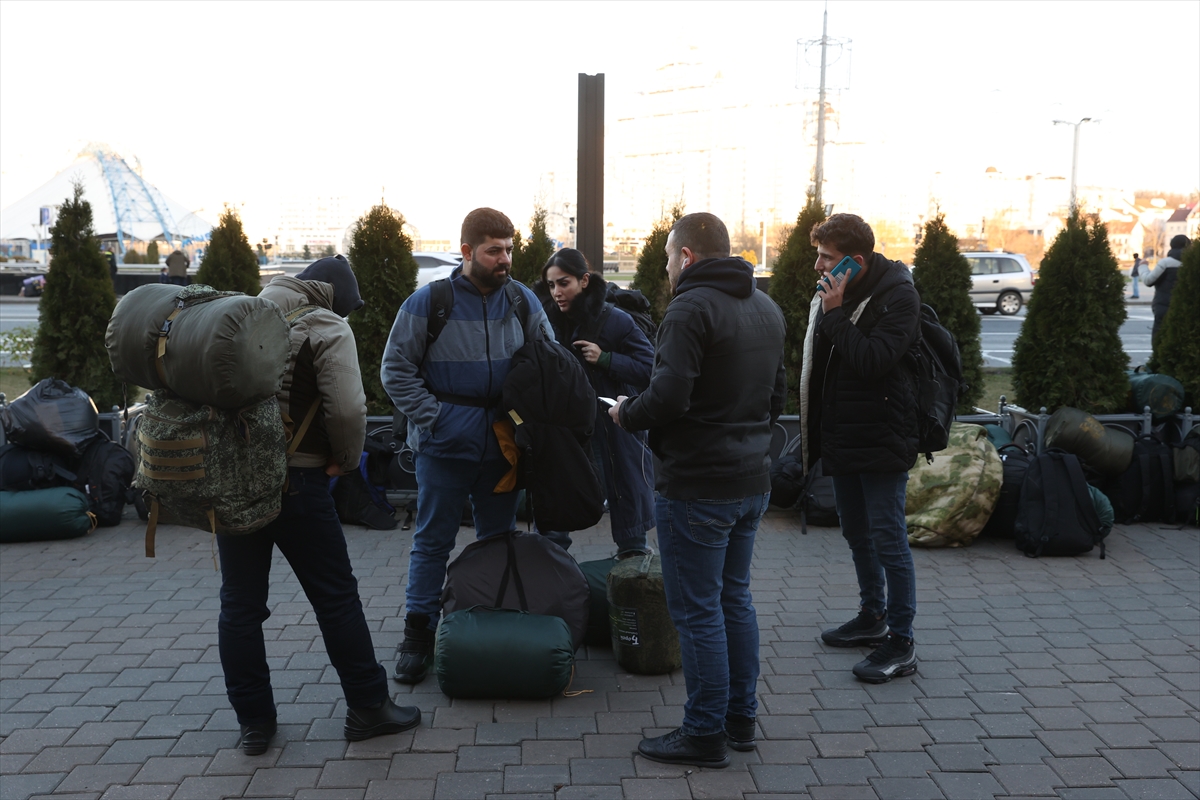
xmin=1053 ymin=117 xmax=1098 ymax=213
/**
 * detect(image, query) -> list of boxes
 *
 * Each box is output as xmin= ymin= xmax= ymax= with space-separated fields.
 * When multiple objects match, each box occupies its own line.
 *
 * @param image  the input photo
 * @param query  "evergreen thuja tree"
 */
xmin=347 ymin=202 xmax=418 ymax=414
xmin=912 ymin=214 xmax=984 ymax=412
xmin=30 ymin=180 xmax=123 ymax=408
xmin=768 ymin=194 xmax=825 ymax=413
xmin=146 ymin=240 xmax=159 ymax=264
xmin=196 ymin=208 xmax=260 ymax=295
xmin=1011 ymin=213 xmax=1129 ymax=413
xmin=631 ymin=202 xmax=684 ymax=323
xmin=512 ymin=205 xmax=555 ymax=288
xmin=1149 ymin=243 xmax=1199 ymax=404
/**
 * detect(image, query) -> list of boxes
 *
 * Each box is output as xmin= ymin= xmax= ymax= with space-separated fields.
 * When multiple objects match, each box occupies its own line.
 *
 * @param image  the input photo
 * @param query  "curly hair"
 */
xmin=810 ymin=213 xmax=875 ymax=257
xmin=460 ymin=208 xmax=515 ymax=249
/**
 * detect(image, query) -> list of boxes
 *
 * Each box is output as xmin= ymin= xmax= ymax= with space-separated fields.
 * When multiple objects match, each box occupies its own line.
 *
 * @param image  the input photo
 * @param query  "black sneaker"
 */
xmin=393 ymin=613 xmax=435 ymax=685
xmin=852 ymin=633 xmax=917 ymax=684
xmin=821 ymin=609 xmax=888 ymax=648
xmin=724 ymin=714 xmax=756 ymax=752
xmin=637 ymin=728 xmax=730 ymax=769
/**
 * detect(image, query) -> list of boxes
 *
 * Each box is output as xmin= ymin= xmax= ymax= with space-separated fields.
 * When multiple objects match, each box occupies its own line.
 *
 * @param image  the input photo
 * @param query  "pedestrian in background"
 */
xmin=537 ymin=248 xmax=656 ymax=555
xmin=165 ymin=249 xmax=189 ymax=286
xmin=1144 ymin=235 xmax=1188 ymax=345
xmin=1130 ymin=253 xmax=1143 ymax=299
xmin=611 ymin=212 xmax=786 ymax=769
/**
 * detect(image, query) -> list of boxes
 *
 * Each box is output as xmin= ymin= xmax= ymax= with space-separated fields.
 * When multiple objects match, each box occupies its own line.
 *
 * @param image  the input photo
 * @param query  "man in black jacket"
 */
xmin=799 ymin=213 xmax=921 ymax=684
xmin=611 ymin=212 xmax=786 ymax=769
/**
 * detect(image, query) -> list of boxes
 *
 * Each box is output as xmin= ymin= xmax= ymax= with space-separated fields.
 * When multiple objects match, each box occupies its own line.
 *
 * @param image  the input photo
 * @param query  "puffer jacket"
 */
xmin=1144 ymin=252 xmax=1182 ymax=315
xmin=799 ymin=253 xmax=921 ymax=476
xmin=380 ymin=268 xmax=552 ymax=462
xmin=619 ymin=256 xmax=786 ymax=501
xmin=259 ymin=275 xmax=366 ymax=474
xmin=538 ymin=272 xmax=656 ymax=540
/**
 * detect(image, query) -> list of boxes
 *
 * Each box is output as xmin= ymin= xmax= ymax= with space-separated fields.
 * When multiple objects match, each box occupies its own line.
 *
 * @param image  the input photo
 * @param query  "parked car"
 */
xmin=413 ymin=251 xmax=460 ymax=289
xmin=962 ymin=252 xmax=1036 ymax=315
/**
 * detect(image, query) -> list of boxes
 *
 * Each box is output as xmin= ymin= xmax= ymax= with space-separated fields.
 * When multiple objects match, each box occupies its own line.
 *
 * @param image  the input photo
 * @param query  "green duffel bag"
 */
xmin=1043 ymin=407 xmax=1134 ymax=477
xmin=1128 ymin=370 xmax=1185 ymax=420
xmin=0 ymin=487 xmax=95 ymax=543
xmin=579 ymin=557 xmax=618 ymax=648
xmin=434 ymin=606 xmax=575 ymax=699
xmin=607 ymin=553 xmax=681 ymax=675
xmin=106 ymin=283 xmax=290 ymax=409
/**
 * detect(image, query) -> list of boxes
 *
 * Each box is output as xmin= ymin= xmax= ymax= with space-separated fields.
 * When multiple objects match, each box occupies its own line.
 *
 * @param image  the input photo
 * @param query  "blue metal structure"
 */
xmin=88 ymin=146 xmax=181 ymax=258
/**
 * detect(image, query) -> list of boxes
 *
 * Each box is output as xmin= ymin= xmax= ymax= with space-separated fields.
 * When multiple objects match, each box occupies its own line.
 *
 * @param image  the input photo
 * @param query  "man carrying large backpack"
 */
xmin=799 ymin=214 xmax=922 ymax=684
xmin=380 ymin=208 xmax=553 ymax=685
xmin=219 ymin=256 xmax=420 ymax=756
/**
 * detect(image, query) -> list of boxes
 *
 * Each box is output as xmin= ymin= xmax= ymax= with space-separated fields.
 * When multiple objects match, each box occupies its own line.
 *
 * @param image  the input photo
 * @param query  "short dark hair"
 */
xmin=542 ymin=248 xmax=590 ymax=283
xmin=810 ymin=213 xmax=875 ymax=257
xmin=461 ymin=208 xmax=514 ymax=249
xmin=669 ymin=212 xmax=731 ymax=260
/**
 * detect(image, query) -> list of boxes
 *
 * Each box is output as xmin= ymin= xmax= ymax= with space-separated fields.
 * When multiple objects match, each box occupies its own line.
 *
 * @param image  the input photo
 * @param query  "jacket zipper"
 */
xmin=482 ymin=293 xmax=493 ymax=399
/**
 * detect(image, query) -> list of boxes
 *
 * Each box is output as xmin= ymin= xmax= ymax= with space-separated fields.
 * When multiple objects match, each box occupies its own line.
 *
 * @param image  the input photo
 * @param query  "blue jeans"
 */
xmin=407 ymin=453 xmax=518 ymax=625
xmin=831 ymin=471 xmax=916 ymax=641
xmin=217 ymin=467 xmax=387 ymax=725
xmin=655 ymin=492 xmax=768 ymax=736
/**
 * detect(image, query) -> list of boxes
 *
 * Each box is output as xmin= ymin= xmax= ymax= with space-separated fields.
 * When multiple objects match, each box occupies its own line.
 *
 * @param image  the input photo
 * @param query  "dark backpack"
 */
xmin=769 ymin=453 xmax=804 ymax=509
xmin=426 ymin=277 xmax=530 ymax=347
xmin=906 ymin=304 xmax=966 ymax=462
xmin=331 ymin=450 xmax=397 ymax=531
xmin=0 ymin=443 xmax=77 ymax=492
xmin=1014 ymin=449 xmax=1108 ymax=558
xmin=980 ymin=443 xmax=1033 ymax=539
xmin=501 ymin=334 xmax=605 ymax=532
xmin=798 ymin=458 xmax=839 ymax=534
xmin=74 ymin=434 xmax=136 ymax=527
xmin=1105 ymin=434 xmax=1176 ymax=524
xmin=604 ymin=284 xmax=658 ymax=343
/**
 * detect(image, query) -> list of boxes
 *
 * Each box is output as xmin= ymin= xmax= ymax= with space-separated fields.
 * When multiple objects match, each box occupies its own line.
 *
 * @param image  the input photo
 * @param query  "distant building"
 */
xmin=275 ymin=196 xmax=354 ymax=255
xmin=1164 ymin=203 xmax=1199 ymax=245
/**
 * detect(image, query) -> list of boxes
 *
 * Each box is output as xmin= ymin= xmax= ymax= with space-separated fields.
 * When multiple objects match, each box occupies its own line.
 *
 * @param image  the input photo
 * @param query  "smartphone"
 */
xmin=817 ymin=256 xmax=862 ymax=292
xmin=599 ymin=396 xmax=618 ymax=407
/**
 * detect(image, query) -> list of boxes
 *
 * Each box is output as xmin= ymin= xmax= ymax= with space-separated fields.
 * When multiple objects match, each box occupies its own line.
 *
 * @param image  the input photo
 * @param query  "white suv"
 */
xmin=962 ymin=252 xmax=1036 ymax=315
xmin=412 ymin=251 xmax=460 ymax=289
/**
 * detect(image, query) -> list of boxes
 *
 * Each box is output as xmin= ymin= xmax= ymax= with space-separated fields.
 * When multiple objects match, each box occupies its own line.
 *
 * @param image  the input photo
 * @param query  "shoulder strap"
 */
xmin=493 ymin=533 xmax=529 ymax=611
xmin=283 ymin=303 xmax=324 ymax=455
xmin=426 ymin=279 xmax=454 ymax=348
xmin=504 ymin=280 xmax=531 ymax=339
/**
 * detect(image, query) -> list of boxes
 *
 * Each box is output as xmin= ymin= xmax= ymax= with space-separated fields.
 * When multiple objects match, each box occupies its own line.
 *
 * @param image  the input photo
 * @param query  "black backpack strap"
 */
xmin=504 ymin=280 xmax=531 ymax=339
xmin=426 ymin=278 xmax=454 ymax=348
xmin=1031 ymin=454 xmax=1063 ymax=558
xmin=493 ymin=533 xmax=529 ymax=611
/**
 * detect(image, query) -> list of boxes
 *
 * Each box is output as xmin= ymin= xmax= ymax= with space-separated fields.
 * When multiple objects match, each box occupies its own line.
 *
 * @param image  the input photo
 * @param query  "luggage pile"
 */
xmin=105 ymin=283 xmax=298 ymax=554
xmin=0 ymin=378 xmax=135 ymax=542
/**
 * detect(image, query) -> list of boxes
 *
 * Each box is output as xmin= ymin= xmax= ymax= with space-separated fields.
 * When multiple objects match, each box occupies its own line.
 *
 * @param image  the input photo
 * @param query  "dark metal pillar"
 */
xmin=577 ymin=73 xmax=605 ymax=273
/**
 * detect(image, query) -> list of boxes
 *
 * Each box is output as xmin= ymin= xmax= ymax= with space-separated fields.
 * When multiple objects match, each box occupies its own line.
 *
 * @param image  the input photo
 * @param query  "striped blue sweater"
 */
xmin=380 ymin=269 xmax=552 ymax=461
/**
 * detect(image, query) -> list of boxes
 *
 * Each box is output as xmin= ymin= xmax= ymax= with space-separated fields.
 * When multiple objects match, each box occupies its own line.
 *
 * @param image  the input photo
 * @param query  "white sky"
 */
xmin=2 ymin=0 xmax=1197 ymax=242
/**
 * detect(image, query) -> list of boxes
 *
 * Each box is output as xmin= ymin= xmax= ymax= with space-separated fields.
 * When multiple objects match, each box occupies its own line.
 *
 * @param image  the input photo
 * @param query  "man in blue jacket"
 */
xmin=380 ymin=208 xmax=552 ymax=684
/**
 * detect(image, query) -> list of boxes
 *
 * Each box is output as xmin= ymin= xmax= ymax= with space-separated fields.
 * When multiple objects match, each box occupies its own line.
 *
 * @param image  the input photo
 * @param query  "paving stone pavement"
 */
xmin=1 ymin=509 xmax=1196 ymax=800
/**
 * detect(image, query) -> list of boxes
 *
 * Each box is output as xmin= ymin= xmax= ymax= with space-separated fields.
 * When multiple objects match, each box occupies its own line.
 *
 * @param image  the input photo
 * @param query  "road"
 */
xmin=0 ymin=297 xmax=1160 ymax=369
xmin=980 ymin=304 xmax=1155 ymax=368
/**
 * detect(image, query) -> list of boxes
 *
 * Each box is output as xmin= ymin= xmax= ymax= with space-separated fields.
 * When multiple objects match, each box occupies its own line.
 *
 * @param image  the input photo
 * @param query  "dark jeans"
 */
xmin=655 ymin=492 xmax=768 ymax=736
xmin=831 ymin=471 xmax=916 ymax=641
xmin=217 ymin=467 xmax=387 ymax=725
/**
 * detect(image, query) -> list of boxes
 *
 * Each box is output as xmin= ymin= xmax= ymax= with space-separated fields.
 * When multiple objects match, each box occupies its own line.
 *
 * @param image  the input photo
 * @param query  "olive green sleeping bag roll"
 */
xmin=1043 ymin=407 xmax=1134 ymax=477
xmin=0 ymin=488 xmax=95 ymax=543
xmin=106 ymin=284 xmax=290 ymax=409
xmin=607 ymin=553 xmax=681 ymax=675
xmin=434 ymin=606 xmax=575 ymax=699
xmin=1127 ymin=371 xmax=1185 ymax=420
xmin=579 ymin=558 xmax=618 ymax=648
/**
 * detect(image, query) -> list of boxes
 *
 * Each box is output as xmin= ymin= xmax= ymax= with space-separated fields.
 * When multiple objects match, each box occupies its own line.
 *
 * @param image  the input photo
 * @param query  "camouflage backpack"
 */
xmin=133 ymin=305 xmax=321 ymax=556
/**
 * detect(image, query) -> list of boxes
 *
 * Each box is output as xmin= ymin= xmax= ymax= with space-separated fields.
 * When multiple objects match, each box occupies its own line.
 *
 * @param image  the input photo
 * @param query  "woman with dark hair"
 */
xmin=537 ymin=248 xmax=656 ymax=554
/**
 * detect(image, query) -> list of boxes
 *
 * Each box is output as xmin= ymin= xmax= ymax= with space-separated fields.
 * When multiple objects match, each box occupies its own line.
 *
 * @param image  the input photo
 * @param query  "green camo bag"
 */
xmin=434 ymin=606 xmax=575 ymax=699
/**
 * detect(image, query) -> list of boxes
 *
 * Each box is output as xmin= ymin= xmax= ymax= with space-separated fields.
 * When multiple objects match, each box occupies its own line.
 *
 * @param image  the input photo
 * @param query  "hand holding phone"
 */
xmin=599 ymin=396 xmax=618 ymax=407
xmin=817 ymin=256 xmax=861 ymax=293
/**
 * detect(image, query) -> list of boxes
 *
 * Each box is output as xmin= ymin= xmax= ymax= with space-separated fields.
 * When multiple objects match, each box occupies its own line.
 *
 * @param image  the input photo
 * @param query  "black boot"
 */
xmin=344 ymin=697 xmax=422 ymax=741
xmin=237 ymin=720 xmax=276 ymax=756
xmin=637 ymin=728 xmax=730 ymax=769
xmin=393 ymin=613 xmax=435 ymax=684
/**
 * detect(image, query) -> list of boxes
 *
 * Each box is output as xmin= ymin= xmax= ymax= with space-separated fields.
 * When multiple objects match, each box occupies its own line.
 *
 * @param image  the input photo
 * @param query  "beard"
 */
xmin=467 ymin=259 xmax=509 ymax=291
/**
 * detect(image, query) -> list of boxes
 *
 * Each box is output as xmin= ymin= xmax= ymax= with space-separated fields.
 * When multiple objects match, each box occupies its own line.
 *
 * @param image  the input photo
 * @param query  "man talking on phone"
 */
xmin=799 ymin=213 xmax=922 ymax=683
xmin=609 ymin=212 xmax=786 ymax=768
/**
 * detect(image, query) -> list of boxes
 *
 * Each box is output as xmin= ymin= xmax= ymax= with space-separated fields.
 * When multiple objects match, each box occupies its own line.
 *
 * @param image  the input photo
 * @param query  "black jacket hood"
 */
xmin=676 ymin=256 xmax=756 ymax=299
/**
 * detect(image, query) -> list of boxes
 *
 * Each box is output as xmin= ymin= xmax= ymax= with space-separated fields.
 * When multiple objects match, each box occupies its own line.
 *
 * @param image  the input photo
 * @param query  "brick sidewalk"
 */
xmin=1 ymin=510 xmax=1197 ymax=800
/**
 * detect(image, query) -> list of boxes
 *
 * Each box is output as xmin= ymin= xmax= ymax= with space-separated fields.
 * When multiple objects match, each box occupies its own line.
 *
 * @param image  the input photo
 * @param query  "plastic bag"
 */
xmin=0 ymin=378 xmax=100 ymax=457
